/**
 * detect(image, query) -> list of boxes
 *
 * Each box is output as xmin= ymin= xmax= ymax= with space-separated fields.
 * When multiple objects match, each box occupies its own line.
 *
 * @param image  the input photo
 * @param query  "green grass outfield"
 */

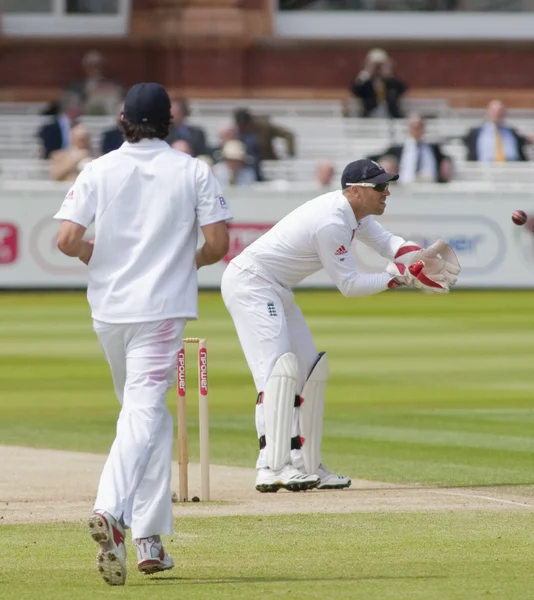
xmin=2 ymin=512 xmax=533 ymax=600
xmin=1 ymin=290 xmax=533 ymax=486
xmin=1 ymin=290 xmax=533 ymax=599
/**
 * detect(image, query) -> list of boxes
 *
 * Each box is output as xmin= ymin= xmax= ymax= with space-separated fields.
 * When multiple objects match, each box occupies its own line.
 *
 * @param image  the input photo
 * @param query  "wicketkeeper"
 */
xmin=221 ymin=159 xmax=460 ymax=493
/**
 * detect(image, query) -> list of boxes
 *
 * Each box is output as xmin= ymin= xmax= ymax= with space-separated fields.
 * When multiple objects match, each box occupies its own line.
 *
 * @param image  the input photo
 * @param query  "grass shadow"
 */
xmin=140 ymin=574 xmax=448 ymax=586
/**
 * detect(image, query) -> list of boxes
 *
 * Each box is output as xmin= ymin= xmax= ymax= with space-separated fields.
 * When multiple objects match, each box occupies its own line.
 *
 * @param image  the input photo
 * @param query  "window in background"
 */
xmin=3 ymin=0 xmax=53 ymax=12
xmin=66 ymin=0 xmax=119 ymax=13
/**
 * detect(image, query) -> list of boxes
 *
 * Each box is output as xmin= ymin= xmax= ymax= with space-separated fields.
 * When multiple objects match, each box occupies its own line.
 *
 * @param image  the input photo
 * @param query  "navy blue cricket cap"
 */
xmin=341 ymin=159 xmax=399 ymax=188
xmin=123 ymin=82 xmax=171 ymax=124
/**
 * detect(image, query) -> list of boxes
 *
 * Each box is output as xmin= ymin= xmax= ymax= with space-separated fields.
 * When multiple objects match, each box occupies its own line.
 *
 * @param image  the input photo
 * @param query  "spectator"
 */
xmin=378 ymin=154 xmax=399 ymax=176
xmin=100 ymin=103 xmax=124 ymax=155
xmin=213 ymin=140 xmax=256 ymax=187
xmin=350 ymin=48 xmax=406 ymax=119
xmin=368 ymin=114 xmax=452 ymax=183
xmin=50 ymin=124 xmax=94 ymax=182
xmin=234 ymin=108 xmax=296 ymax=181
xmin=171 ymin=140 xmax=194 ymax=156
xmin=315 ymin=160 xmax=336 ymax=188
xmin=211 ymin=123 xmax=238 ymax=159
xmin=463 ymin=100 xmax=531 ymax=162
xmin=166 ymin=99 xmax=208 ymax=157
xmin=37 ymin=91 xmax=84 ymax=159
xmin=197 ymin=154 xmax=215 ymax=171
xmin=67 ymin=50 xmax=123 ymax=116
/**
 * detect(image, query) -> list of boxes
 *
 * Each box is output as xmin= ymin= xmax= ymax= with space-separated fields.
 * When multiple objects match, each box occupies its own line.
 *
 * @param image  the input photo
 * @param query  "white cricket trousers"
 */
xmin=92 ymin=318 xmax=185 ymax=540
xmin=221 ymin=259 xmax=319 ymax=468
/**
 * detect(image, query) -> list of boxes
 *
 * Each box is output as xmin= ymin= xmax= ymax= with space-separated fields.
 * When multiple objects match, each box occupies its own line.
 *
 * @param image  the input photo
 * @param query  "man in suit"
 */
xmin=351 ymin=48 xmax=407 ymax=119
xmin=463 ymin=100 xmax=531 ymax=162
xmin=234 ymin=108 xmax=296 ymax=182
xmin=37 ymin=92 xmax=84 ymax=159
xmin=368 ymin=113 xmax=452 ymax=184
xmin=166 ymin=99 xmax=208 ymax=157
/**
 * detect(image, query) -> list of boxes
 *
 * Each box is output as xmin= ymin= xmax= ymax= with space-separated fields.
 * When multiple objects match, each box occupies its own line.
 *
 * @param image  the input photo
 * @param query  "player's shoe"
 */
xmin=255 ymin=464 xmax=320 ymax=493
xmin=88 ymin=510 xmax=127 ymax=586
xmin=308 ymin=463 xmax=352 ymax=490
xmin=135 ymin=535 xmax=175 ymax=575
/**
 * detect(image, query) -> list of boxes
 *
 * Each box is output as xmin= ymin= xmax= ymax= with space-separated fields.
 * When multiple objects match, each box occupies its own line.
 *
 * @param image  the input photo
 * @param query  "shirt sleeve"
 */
xmin=53 ymin=166 xmax=96 ymax=228
xmin=355 ymin=216 xmax=405 ymax=261
xmin=195 ymin=160 xmax=232 ymax=227
xmin=315 ymin=223 xmax=392 ymax=297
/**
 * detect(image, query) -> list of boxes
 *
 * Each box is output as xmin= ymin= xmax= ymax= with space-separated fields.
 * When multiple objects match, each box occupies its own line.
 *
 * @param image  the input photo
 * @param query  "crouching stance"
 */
xmin=221 ymin=159 xmax=460 ymax=493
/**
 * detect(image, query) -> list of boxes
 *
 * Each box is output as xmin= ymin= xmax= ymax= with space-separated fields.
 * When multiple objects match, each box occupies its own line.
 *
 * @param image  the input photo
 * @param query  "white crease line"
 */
xmin=428 ymin=490 xmax=532 ymax=507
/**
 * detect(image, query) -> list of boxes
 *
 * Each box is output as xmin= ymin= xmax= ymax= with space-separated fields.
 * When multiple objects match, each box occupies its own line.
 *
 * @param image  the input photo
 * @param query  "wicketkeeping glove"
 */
xmin=386 ymin=260 xmax=451 ymax=294
xmin=393 ymin=240 xmax=423 ymax=265
xmin=420 ymin=240 xmax=461 ymax=286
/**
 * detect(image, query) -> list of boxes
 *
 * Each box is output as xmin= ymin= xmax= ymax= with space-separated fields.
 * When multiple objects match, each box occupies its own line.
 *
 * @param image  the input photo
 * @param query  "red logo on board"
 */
xmin=0 ymin=223 xmax=18 ymax=264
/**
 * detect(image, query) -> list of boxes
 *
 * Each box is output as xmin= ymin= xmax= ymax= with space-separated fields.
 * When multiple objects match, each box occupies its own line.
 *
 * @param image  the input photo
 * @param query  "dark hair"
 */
xmin=119 ymin=115 xmax=171 ymax=143
xmin=234 ymin=108 xmax=252 ymax=128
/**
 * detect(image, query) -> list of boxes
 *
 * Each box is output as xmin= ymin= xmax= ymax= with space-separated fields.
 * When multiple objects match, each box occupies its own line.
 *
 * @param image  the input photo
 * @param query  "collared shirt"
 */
xmin=54 ymin=139 xmax=231 ymax=323
xmin=58 ymin=114 xmax=71 ymax=149
xmin=477 ymin=123 xmax=520 ymax=162
xmin=234 ymin=190 xmax=404 ymax=297
xmin=399 ymin=138 xmax=438 ymax=183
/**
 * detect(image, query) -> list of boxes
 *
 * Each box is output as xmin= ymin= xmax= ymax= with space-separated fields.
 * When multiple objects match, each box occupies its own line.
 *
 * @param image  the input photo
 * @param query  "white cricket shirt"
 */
xmin=54 ymin=140 xmax=231 ymax=323
xmin=234 ymin=190 xmax=404 ymax=297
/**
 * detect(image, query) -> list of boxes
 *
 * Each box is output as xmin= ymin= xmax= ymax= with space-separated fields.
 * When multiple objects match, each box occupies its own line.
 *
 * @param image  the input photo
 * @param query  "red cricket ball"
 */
xmin=512 ymin=210 xmax=528 ymax=226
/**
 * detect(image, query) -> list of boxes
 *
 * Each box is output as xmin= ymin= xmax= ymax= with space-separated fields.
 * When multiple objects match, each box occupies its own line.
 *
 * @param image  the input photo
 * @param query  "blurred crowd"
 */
xmin=35 ymin=48 xmax=534 ymax=190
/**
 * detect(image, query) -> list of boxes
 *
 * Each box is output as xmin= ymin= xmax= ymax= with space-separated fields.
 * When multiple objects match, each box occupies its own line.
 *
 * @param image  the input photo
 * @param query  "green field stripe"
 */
xmin=327 ymin=423 xmax=534 ymax=453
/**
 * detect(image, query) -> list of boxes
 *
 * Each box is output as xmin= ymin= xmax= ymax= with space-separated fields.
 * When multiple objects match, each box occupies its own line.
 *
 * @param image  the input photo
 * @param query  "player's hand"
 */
xmin=386 ymin=261 xmax=450 ymax=294
xmin=79 ymin=239 xmax=94 ymax=266
xmin=420 ymin=240 xmax=461 ymax=285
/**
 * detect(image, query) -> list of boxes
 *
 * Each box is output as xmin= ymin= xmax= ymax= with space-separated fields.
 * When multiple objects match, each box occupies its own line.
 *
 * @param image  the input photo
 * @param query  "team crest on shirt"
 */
xmin=217 ymin=195 xmax=227 ymax=208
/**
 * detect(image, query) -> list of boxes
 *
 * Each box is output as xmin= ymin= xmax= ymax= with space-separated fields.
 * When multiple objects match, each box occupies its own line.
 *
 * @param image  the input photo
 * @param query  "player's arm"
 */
xmin=196 ymin=222 xmax=229 ymax=269
xmin=316 ymin=224 xmax=453 ymax=295
xmin=54 ymin=167 xmax=97 ymax=265
xmin=57 ymin=222 xmax=93 ymax=265
xmin=356 ymin=216 xmax=422 ymax=263
xmin=195 ymin=160 xmax=232 ymax=269
xmin=315 ymin=223 xmax=392 ymax=297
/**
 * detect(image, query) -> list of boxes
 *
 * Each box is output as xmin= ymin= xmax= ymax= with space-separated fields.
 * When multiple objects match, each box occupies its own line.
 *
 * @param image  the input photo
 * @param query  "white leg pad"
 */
xmin=263 ymin=353 xmax=299 ymax=472
xmin=299 ymin=352 xmax=328 ymax=474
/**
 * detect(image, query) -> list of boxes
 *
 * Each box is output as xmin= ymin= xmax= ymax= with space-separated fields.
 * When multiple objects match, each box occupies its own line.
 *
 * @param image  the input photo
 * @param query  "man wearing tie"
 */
xmin=369 ymin=113 xmax=452 ymax=184
xmin=463 ymin=100 xmax=531 ymax=162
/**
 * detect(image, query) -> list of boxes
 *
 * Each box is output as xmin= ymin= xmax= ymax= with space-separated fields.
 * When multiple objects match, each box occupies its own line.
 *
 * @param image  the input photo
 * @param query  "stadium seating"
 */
xmin=0 ymin=98 xmax=532 ymax=184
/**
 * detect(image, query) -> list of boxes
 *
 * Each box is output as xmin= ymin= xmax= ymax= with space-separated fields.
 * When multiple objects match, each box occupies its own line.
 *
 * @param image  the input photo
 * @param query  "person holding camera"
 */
xmin=350 ymin=48 xmax=407 ymax=119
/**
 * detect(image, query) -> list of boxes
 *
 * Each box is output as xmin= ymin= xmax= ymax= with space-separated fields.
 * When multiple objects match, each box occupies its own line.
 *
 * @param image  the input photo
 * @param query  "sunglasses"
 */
xmin=346 ymin=182 xmax=390 ymax=192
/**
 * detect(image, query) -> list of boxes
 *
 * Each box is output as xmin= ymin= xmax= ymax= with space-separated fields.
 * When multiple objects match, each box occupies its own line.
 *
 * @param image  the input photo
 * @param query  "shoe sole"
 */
xmin=316 ymin=481 xmax=352 ymax=490
xmin=138 ymin=559 xmax=175 ymax=575
xmin=256 ymin=479 xmax=320 ymax=493
xmin=88 ymin=514 xmax=126 ymax=586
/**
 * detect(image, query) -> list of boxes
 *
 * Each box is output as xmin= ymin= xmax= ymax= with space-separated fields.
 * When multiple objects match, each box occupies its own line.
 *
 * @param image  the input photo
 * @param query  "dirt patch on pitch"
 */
xmin=0 ymin=445 xmax=532 ymax=525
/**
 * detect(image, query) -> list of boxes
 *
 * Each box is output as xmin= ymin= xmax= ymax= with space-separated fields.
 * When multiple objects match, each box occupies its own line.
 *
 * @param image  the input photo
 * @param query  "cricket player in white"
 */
xmin=221 ymin=159 xmax=460 ymax=493
xmin=54 ymin=83 xmax=231 ymax=586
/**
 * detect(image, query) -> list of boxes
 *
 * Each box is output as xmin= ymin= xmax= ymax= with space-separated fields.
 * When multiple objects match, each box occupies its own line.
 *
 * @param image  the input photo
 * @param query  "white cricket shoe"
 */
xmin=255 ymin=464 xmax=320 ymax=493
xmin=135 ymin=535 xmax=175 ymax=575
xmin=88 ymin=511 xmax=127 ymax=586
xmin=313 ymin=464 xmax=352 ymax=490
